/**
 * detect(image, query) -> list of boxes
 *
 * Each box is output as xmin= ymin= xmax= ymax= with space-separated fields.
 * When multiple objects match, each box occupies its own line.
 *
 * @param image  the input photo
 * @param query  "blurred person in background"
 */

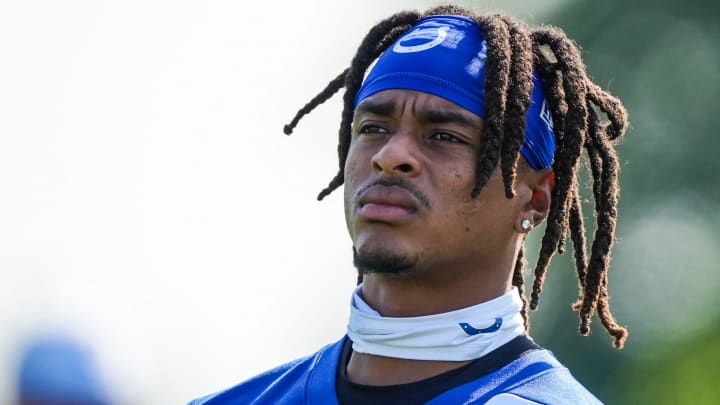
xmin=15 ymin=333 xmax=110 ymax=405
xmin=191 ymin=3 xmax=630 ymax=404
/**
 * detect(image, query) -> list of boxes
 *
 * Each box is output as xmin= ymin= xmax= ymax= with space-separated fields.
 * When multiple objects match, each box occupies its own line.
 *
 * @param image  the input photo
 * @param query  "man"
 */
xmin=191 ymin=4 xmax=629 ymax=404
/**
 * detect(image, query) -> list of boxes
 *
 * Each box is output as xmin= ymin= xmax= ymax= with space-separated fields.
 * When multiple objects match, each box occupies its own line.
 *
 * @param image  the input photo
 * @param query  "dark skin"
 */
xmin=343 ymin=89 xmax=554 ymax=386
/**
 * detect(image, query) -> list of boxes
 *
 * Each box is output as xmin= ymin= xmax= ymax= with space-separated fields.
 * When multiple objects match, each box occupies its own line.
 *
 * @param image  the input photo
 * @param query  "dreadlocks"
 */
xmin=283 ymin=5 xmax=629 ymax=349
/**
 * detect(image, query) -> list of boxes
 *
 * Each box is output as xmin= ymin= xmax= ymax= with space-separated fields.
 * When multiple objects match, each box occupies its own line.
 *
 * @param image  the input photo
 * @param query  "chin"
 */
xmin=353 ymin=243 xmax=418 ymax=276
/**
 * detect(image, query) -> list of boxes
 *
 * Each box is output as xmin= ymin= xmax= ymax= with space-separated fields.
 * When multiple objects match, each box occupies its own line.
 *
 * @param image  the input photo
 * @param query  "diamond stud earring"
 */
xmin=521 ymin=219 xmax=533 ymax=232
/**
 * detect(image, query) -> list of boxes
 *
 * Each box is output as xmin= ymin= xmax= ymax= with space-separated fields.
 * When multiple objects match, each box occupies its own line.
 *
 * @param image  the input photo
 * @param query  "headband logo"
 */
xmin=393 ymin=25 xmax=450 ymax=54
xmin=540 ymin=100 xmax=554 ymax=129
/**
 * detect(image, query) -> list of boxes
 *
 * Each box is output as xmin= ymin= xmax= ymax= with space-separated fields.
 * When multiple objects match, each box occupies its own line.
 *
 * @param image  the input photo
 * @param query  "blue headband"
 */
xmin=354 ymin=15 xmax=555 ymax=170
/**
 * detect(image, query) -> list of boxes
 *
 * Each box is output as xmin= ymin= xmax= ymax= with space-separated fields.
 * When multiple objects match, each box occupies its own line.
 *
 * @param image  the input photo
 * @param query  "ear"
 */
xmin=515 ymin=170 xmax=554 ymax=233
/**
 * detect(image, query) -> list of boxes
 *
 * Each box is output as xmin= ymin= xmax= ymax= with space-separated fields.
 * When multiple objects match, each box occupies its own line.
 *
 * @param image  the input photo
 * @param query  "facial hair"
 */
xmin=353 ymin=246 xmax=418 ymax=277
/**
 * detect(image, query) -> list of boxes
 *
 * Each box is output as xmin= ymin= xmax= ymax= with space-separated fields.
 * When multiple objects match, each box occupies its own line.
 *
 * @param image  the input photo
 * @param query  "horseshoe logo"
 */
xmin=393 ymin=26 xmax=450 ymax=53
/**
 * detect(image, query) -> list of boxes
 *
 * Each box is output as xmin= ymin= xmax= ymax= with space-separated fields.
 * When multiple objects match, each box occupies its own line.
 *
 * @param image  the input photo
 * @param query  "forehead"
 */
xmin=354 ymin=89 xmax=483 ymax=126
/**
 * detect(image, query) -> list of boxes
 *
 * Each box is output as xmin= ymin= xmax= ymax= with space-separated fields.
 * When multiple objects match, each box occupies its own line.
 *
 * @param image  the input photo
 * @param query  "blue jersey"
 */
xmin=189 ymin=336 xmax=601 ymax=404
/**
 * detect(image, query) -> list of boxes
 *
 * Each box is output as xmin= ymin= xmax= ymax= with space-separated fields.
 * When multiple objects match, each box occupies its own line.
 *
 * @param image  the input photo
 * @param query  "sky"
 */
xmin=0 ymin=1 xmax=572 ymax=403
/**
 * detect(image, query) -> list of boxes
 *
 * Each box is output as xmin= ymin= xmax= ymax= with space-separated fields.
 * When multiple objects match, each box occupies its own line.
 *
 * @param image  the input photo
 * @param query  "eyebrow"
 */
xmin=354 ymin=99 xmax=396 ymax=117
xmin=354 ymin=99 xmax=482 ymax=129
xmin=418 ymin=109 xmax=482 ymax=129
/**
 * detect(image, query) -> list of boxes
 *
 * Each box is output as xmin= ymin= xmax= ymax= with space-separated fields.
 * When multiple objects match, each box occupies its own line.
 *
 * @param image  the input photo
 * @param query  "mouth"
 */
xmin=357 ymin=185 xmax=421 ymax=222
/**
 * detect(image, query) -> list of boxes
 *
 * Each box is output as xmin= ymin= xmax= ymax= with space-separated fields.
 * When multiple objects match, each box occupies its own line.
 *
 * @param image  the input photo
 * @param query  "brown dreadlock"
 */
xmin=283 ymin=5 xmax=629 ymax=349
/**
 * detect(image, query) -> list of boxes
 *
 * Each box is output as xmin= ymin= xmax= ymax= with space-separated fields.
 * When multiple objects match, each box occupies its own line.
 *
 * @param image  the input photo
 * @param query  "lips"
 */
xmin=357 ymin=185 xmax=420 ymax=222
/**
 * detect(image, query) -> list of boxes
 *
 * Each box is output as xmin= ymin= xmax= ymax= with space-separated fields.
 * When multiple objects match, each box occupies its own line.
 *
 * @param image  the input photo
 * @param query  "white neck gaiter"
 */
xmin=346 ymin=285 xmax=525 ymax=361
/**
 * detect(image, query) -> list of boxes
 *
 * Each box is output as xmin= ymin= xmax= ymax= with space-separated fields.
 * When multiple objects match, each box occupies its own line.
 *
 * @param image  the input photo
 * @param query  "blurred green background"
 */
xmin=480 ymin=0 xmax=720 ymax=403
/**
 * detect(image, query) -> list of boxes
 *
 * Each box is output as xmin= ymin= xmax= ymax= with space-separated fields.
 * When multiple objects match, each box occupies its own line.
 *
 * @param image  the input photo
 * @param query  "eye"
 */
xmin=358 ymin=124 xmax=389 ymax=134
xmin=430 ymin=131 xmax=467 ymax=144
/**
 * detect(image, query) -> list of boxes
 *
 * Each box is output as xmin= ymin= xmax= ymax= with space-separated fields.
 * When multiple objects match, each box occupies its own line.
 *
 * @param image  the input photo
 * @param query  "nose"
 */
xmin=370 ymin=131 xmax=421 ymax=177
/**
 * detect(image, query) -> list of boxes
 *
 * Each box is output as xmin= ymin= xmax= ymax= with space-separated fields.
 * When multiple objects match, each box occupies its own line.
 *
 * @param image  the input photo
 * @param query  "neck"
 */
xmin=346 ymin=248 xmax=521 ymax=386
xmin=360 ymin=262 xmax=513 ymax=318
xmin=346 ymin=352 xmax=472 ymax=386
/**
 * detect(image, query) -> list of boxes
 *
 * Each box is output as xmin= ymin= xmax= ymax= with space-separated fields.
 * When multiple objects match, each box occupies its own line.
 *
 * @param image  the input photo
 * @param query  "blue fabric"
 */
xmin=18 ymin=334 xmax=109 ymax=404
xmin=355 ymin=15 xmax=556 ymax=170
xmin=188 ymin=337 xmax=602 ymax=405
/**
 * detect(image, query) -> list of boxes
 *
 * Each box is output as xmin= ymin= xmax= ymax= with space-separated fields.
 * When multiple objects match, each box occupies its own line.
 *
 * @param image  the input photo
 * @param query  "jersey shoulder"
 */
xmin=429 ymin=349 xmax=602 ymax=405
xmin=503 ymin=353 xmax=602 ymax=405
xmin=187 ymin=339 xmax=344 ymax=405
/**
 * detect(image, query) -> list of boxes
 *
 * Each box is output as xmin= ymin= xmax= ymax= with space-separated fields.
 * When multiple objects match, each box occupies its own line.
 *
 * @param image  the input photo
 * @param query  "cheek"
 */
xmin=343 ymin=143 xmax=366 ymax=187
xmin=343 ymin=160 xmax=357 ymax=213
xmin=444 ymin=163 xmax=476 ymax=202
xmin=343 ymin=153 xmax=362 ymax=210
xmin=433 ymin=164 xmax=481 ymax=232
xmin=441 ymin=161 xmax=475 ymax=190
xmin=453 ymin=194 xmax=484 ymax=241
xmin=344 ymin=160 xmax=359 ymax=190
xmin=343 ymin=145 xmax=368 ymax=230
xmin=446 ymin=169 xmax=511 ymax=237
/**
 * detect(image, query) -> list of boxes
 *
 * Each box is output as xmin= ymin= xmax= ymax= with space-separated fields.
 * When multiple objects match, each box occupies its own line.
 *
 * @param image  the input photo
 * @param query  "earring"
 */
xmin=521 ymin=219 xmax=533 ymax=232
